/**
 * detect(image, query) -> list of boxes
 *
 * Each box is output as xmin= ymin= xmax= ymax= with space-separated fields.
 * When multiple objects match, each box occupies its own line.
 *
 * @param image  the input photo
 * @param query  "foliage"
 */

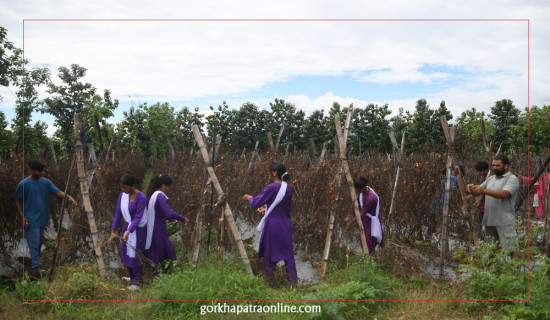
xmin=41 ymin=64 xmax=98 ymax=150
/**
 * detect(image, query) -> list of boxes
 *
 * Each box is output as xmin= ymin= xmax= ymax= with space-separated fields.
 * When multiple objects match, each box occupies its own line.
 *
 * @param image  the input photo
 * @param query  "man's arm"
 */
xmin=471 ymin=185 xmax=511 ymax=199
xmin=56 ymin=191 xmax=77 ymax=205
xmin=14 ymin=200 xmax=24 ymax=220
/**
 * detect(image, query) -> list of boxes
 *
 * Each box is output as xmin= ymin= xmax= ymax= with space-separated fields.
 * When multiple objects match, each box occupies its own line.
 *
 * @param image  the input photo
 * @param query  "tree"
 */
xmin=41 ymin=64 xmax=97 ymax=150
xmin=304 ymin=109 xmax=332 ymax=148
xmin=205 ymin=101 xmax=236 ymax=146
xmin=489 ymin=99 xmax=521 ymax=153
xmin=268 ymin=98 xmax=306 ymax=151
xmin=351 ymin=103 xmax=392 ymax=153
xmin=85 ymin=90 xmax=119 ymax=153
xmin=455 ymin=107 xmax=492 ymax=156
xmin=118 ymin=102 xmax=177 ymax=160
xmin=230 ymin=102 xmax=270 ymax=151
xmin=176 ymin=106 xmax=205 ymax=148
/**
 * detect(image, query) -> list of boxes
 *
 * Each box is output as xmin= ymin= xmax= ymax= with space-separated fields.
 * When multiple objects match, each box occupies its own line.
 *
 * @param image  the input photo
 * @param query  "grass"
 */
xmin=1 ymin=237 xmax=547 ymax=319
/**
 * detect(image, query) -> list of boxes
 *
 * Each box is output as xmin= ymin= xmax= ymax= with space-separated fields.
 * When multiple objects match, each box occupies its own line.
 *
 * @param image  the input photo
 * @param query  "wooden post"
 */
xmin=104 ymin=132 xmax=115 ymax=167
xmin=440 ymin=116 xmax=477 ymax=248
xmin=191 ymin=125 xmax=253 ymax=275
xmin=74 ymin=113 xmax=106 ymax=277
xmin=191 ymin=181 xmax=211 ymax=266
xmin=275 ymin=122 xmax=285 ymax=153
xmin=309 ymin=138 xmax=318 ymax=155
xmin=320 ymin=148 xmax=344 ymax=283
xmin=318 ymin=142 xmax=327 ymax=167
xmin=247 ymin=141 xmax=259 ymax=173
xmin=386 ymin=126 xmax=405 ymax=230
xmin=86 ymin=142 xmax=100 ymax=188
xmin=334 ymin=112 xmax=369 ymax=255
xmin=480 ymin=119 xmax=495 ymax=176
xmin=49 ymin=140 xmax=58 ymax=171
xmin=267 ymin=131 xmax=275 ymax=153
xmin=439 ymin=149 xmax=453 ymax=279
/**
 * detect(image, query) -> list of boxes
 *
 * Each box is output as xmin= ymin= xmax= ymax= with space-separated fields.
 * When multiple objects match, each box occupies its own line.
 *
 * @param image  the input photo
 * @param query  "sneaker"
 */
xmin=121 ymin=277 xmax=131 ymax=282
xmin=127 ymin=285 xmax=139 ymax=291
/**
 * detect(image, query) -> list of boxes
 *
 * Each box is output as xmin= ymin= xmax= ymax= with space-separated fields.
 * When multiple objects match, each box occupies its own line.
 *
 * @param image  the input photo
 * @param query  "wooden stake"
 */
xmin=386 ymin=126 xmax=405 ymax=230
xmin=191 ymin=125 xmax=253 ymax=275
xmin=74 ymin=113 xmax=106 ymax=277
xmin=267 ymin=131 xmax=275 ymax=153
xmin=49 ymin=139 xmax=58 ymax=171
xmin=440 ymin=116 xmax=477 ymax=248
xmin=334 ymin=112 xmax=369 ymax=255
xmin=191 ymin=181 xmax=211 ymax=266
xmin=275 ymin=122 xmax=285 ymax=153
xmin=439 ymin=147 xmax=453 ymax=279
xmin=319 ymin=150 xmax=344 ymax=283
xmin=104 ymin=132 xmax=115 ymax=168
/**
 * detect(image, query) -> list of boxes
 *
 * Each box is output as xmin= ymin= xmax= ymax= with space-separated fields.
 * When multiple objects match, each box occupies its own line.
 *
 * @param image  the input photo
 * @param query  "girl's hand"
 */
xmin=121 ymin=230 xmax=130 ymax=242
xmin=108 ymin=231 xmax=117 ymax=244
xmin=242 ymin=194 xmax=252 ymax=201
xmin=257 ymin=205 xmax=267 ymax=213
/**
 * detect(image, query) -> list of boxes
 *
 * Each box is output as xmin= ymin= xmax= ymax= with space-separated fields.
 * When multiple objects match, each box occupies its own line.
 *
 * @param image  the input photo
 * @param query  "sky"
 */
xmin=0 ymin=0 xmax=549 ymax=136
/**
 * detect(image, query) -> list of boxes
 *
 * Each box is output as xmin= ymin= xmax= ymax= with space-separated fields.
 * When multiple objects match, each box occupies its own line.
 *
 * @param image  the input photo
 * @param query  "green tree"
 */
xmin=403 ymin=99 xmax=452 ymax=154
xmin=205 ymin=101 xmax=236 ymax=146
xmin=176 ymin=106 xmax=205 ymax=148
xmin=268 ymin=98 xmax=306 ymax=151
xmin=118 ymin=102 xmax=177 ymax=159
xmin=85 ymin=90 xmax=119 ymax=153
xmin=304 ymin=109 xmax=332 ymax=149
xmin=41 ymin=64 xmax=97 ymax=150
xmin=523 ymin=105 xmax=550 ymax=154
xmin=489 ymin=99 xmax=521 ymax=153
xmin=230 ymin=102 xmax=270 ymax=151
xmin=455 ymin=107 xmax=492 ymax=156
xmin=350 ymin=103 xmax=392 ymax=153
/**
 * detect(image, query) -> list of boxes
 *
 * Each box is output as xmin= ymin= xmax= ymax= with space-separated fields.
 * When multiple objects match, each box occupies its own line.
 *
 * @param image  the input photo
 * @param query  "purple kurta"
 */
xmin=249 ymin=183 xmax=294 ymax=262
xmin=348 ymin=189 xmax=384 ymax=255
xmin=146 ymin=193 xmax=186 ymax=264
xmin=111 ymin=192 xmax=147 ymax=268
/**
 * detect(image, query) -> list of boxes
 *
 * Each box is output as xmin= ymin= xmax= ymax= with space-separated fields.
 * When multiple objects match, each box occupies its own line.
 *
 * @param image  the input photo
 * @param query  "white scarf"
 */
xmin=359 ymin=188 xmax=383 ymax=244
xmin=256 ymin=182 xmax=288 ymax=245
xmin=146 ymin=190 xmax=166 ymax=250
xmin=121 ymin=192 xmax=147 ymax=258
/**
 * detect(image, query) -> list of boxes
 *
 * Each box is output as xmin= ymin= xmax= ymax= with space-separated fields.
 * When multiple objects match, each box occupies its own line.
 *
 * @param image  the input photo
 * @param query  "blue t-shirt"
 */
xmin=13 ymin=177 xmax=60 ymax=228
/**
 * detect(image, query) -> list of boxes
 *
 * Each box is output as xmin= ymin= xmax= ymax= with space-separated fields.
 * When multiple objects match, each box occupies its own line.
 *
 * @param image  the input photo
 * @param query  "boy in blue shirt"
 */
xmin=13 ymin=160 xmax=77 ymax=277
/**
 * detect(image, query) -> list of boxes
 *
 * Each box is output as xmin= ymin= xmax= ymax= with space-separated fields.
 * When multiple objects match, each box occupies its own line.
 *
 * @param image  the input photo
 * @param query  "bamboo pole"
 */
xmin=386 ymin=127 xmax=405 ymax=229
xmin=319 ymin=145 xmax=344 ymax=283
xmin=49 ymin=140 xmax=58 ymax=171
xmin=247 ymin=141 xmax=259 ymax=173
xmin=191 ymin=181 xmax=211 ymax=266
xmin=275 ymin=122 xmax=285 ymax=153
xmin=103 ymin=132 xmax=115 ymax=168
xmin=74 ymin=113 xmax=106 ymax=277
xmin=93 ymin=115 xmax=104 ymax=153
xmin=191 ymin=125 xmax=253 ymax=275
xmin=318 ymin=142 xmax=327 ymax=167
xmin=480 ymin=119 xmax=495 ymax=176
xmin=309 ymin=138 xmax=318 ymax=155
xmin=267 ymin=131 xmax=275 ymax=153
xmin=334 ymin=112 xmax=369 ymax=255
xmin=439 ymin=148 xmax=453 ymax=279
xmin=440 ymin=116 xmax=477 ymax=248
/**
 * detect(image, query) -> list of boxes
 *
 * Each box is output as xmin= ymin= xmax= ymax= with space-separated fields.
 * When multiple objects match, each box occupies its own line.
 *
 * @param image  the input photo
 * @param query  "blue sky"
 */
xmin=0 ymin=1 xmax=547 ymax=136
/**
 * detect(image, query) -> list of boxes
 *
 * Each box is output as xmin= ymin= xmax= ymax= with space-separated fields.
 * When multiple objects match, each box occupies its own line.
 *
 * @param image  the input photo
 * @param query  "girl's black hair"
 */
xmin=120 ymin=174 xmax=139 ymax=187
xmin=353 ymin=176 xmax=369 ymax=190
xmin=146 ymin=174 xmax=174 ymax=200
xmin=270 ymin=162 xmax=290 ymax=182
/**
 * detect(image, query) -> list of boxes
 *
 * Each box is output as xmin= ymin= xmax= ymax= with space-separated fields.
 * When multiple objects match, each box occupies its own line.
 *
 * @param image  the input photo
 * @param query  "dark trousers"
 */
xmin=127 ymin=266 xmax=143 ymax=285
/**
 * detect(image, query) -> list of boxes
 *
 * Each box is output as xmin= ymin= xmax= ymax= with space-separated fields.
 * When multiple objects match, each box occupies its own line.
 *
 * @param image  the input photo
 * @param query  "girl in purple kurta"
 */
xmin=242 ymin=162 xmax=297 ymax=285
xmin=145 ymin=174 xmax=187 ymax=275
xmin=108 ymin=174 xmax=147 ymax=289
xmin=346 ymin=177 xmax=384 ymax=255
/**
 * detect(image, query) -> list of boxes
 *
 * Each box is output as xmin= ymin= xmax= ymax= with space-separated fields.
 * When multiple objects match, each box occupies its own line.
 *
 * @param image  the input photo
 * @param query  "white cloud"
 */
xmin=0 ymin=0 xmax=548 ymax=128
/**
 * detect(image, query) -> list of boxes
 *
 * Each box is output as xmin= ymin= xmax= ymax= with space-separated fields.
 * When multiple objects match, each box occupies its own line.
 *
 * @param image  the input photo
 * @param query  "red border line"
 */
xmin=21 ymin=18 xmax=531 ymax=304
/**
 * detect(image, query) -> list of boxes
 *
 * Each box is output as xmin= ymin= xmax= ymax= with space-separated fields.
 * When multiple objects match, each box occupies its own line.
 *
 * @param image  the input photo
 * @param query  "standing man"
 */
xmin=13 ymin=160 xmax=77 ymax=277
xmin=467 ymin=155 xmax=520 ymax=258
xmin=473 ymin=161 xmax=489 ymax=239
